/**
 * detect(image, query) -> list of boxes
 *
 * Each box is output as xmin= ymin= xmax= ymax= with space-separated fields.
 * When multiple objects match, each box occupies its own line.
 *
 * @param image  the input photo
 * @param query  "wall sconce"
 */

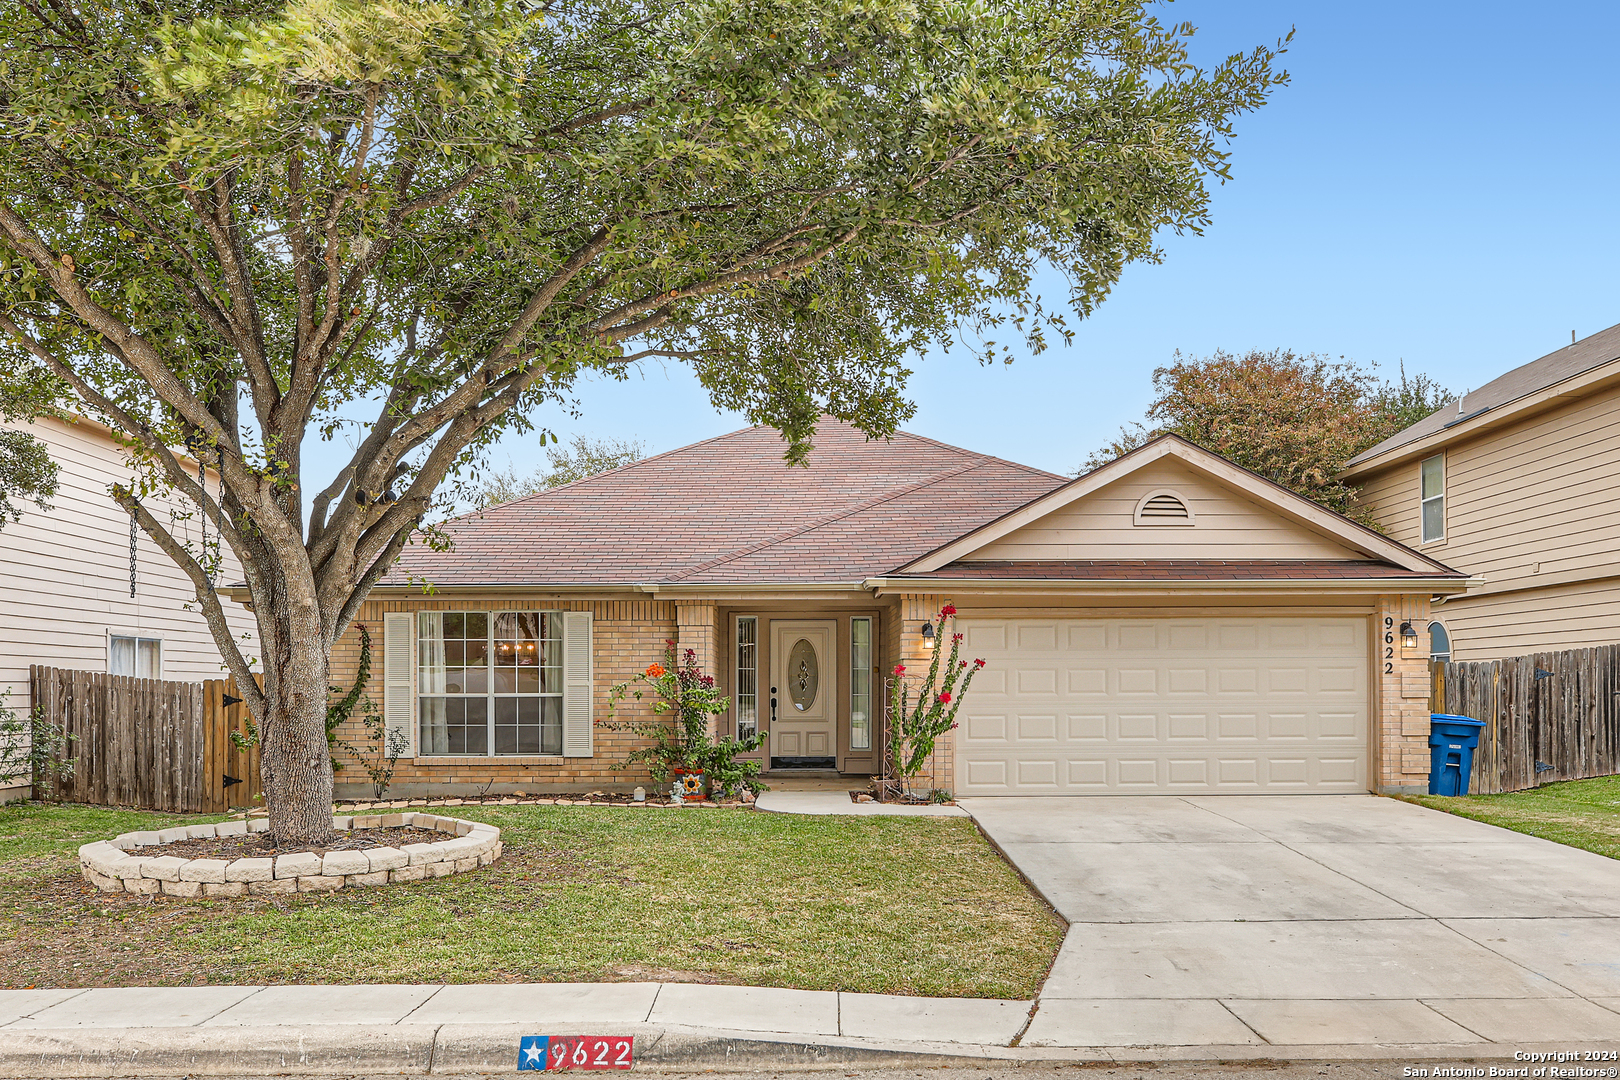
xmin=1399 ymin=621 xmax=1418 ymax=650
xmin=921 ymin=621 xmax=935 ymax=649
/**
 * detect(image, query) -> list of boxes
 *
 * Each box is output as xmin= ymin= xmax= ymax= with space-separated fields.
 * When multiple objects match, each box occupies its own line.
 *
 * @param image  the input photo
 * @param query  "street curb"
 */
xmin=2 ymin=1024 xmax=1615 ymax=1075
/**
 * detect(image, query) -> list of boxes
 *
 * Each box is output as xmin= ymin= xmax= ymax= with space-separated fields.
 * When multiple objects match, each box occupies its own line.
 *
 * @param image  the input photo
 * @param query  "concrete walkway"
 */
xmin=755 ymin=790 xmax=969 ymax=816
xmin=962 ymin=795 xmax=1620 ymax=1049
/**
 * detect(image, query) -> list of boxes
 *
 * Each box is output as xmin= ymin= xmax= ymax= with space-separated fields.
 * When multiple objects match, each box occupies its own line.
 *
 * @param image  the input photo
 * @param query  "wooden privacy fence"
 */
xmin=1431 ymin=646 xmax=1620 ymax=795
xmin=29 ymin=666 xmax=261 ymax=812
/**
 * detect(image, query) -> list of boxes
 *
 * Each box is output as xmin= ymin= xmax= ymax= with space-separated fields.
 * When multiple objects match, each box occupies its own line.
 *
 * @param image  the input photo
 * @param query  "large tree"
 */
xmin=0 ymin=0 xmax=1286 ymax=842
xmin=1082 ymin=350 xmax=1452 ymax=521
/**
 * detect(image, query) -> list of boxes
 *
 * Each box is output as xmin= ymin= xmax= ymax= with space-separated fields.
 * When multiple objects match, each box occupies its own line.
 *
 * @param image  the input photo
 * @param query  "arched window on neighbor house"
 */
xmin=1429 ymin=621 xmax=1451 ymax=663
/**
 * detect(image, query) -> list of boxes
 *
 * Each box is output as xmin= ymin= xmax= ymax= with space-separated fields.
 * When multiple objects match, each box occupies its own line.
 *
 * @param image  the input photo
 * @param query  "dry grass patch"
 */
xmin=0 ymin=802 xmax=1062 ymax=998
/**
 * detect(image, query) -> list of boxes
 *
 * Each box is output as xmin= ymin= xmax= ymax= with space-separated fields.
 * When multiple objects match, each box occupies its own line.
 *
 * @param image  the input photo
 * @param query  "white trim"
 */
xmin=1133 ymin=488 xmax=1195 ymax=526
xmin=897 ymin=435 xmax=1455 ymax=574
xmin=865 ymin=575 xmax=1479 ymax=595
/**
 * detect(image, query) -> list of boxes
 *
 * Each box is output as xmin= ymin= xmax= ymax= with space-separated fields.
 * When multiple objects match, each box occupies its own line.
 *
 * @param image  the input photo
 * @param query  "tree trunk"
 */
xmin=260 ymin=634 xmax=335 ymax=846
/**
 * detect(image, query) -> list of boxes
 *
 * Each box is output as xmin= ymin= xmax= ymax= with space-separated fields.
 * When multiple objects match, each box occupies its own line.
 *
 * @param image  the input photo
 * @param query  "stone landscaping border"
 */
xmin=77 ymin=813 xmax=502 ymax=898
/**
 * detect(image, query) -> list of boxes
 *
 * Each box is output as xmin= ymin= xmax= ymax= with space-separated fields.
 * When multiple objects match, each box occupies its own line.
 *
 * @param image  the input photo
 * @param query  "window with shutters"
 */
xmin=417 ymin=611 xmax=563 ymax=756
xmin=1133 ymin=489 xmax=1195 ymax=526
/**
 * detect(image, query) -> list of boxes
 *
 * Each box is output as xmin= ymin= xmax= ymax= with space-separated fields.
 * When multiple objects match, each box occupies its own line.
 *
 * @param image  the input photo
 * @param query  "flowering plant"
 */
xmin=888 ymin=602 xmax=986 ymax=787
xmin=601 ymin=641 xmax=764 ymax=794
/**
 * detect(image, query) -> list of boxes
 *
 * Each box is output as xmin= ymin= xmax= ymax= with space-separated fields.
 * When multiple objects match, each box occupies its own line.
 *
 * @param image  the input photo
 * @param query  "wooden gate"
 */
xmin=28 ymin=667 xmax=261 ymax=812
xmin=1431 ymin=646 xmax=1620 ymax=794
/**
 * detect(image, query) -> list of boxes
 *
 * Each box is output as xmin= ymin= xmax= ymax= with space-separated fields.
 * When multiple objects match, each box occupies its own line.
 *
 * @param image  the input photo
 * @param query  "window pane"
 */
xmin=1428 ymin=622 xmax=1451 ymax=659
xmin=850 ymin=618 xmax=871 ymax=750
xmin=1422 ymin=497 xmax=1445 ymax=542
xmin=136 ymin=639 xmax=160 ymax=679
xmin=419 ymin=614 xmax=447 ymax=693
xmin=110 ymin=637 xmax=134 ymax=676
xmin=1421 ymin=455 xmax=1444 ymax=499
xmin=420 ymin=697 xmax=450 ymax=755
xmin=465 ymin=611 xmax=488 ymax=639
xmin=443 ymin=611 xmax=464 ymax=638
xmin=540 ymin=696 xmax=563 ymax=755
xmin=736 ymin=617 xmax=758 ymax=740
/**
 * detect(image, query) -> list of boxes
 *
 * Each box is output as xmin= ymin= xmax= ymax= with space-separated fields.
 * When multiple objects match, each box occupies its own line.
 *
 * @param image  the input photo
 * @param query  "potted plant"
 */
xmin=601 ymin=643 xmax=764 ymax=801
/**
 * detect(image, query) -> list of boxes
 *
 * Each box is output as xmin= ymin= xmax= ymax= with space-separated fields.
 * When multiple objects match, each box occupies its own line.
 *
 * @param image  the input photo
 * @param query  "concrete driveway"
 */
xmin=961 ymin=795 xmax=1620 ymax=1048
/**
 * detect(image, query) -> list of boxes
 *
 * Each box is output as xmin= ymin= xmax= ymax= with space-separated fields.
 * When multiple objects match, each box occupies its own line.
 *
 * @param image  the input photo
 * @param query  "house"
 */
xmin=1343 ymin=322 xmax=1620 ymax=662
xmin=329 ymin=420 xmax=1470 ymax=798
xmin=0 ymin=414 xmax=260 ymax=799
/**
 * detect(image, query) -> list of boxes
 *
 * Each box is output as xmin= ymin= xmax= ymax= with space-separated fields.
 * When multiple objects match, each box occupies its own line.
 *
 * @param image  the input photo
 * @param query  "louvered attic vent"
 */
xmin=1134 ymin=490 xmax=1195 ymax=526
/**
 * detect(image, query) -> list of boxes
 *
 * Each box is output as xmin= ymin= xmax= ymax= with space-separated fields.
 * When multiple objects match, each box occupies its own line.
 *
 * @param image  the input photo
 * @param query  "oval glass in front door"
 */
xmin=786 ymin=638 xmax=819 ymax=711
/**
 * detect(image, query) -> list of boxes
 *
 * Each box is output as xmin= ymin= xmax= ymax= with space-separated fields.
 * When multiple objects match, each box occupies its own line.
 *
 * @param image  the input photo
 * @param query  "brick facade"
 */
xmin=330 ymin=597 xmax=679 ymax=798
xmin=892 ymin=592 xmax=951 ymax=793
xmin=1376 ymin=592 xmax=1436 ymax=794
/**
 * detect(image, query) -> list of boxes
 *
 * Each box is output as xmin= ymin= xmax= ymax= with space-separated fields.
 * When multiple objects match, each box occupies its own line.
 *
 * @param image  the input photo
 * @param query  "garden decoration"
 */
xmin=602 ymin=642 xmax=765 ymax=799
xmin=882 ymin=603 xmax=986 ymax=801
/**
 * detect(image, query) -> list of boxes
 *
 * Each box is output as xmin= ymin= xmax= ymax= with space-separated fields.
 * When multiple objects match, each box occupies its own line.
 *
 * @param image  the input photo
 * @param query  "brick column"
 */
xmin=1376 ymin=593 xmax=1434 ymax=793
xmin=675 ymin=601 xmax=721 ymax=736
xmin=894 ymin=593 xmax=950 ymax=793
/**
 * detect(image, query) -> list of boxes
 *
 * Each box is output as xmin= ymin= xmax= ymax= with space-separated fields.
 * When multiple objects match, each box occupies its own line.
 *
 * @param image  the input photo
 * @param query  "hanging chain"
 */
xmin=128 ymin=507 xmax=138 ymax=597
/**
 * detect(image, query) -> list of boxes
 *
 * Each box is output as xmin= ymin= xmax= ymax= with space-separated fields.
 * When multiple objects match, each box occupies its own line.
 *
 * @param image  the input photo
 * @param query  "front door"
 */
xmin=770 ymin=620 xmax=837 ymax=765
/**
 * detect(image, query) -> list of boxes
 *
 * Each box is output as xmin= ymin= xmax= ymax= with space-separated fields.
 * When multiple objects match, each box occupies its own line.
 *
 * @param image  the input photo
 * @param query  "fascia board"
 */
xmin=865 ymin=576 xmax=1479 ymax=596
xmin=1340 ymin=357 xmax=1620 ymax=479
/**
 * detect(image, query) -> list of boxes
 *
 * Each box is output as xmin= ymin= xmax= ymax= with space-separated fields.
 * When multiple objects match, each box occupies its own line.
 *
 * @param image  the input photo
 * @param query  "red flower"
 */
xmin=937 ymin=691 xmax=952 ymax=704
xmin=959 ymin=660 xmax=968 ymax=669
xmin=973 ymin=658 xmax=986 ymax=668
xmin=645 ymin=663 xmax=666 ymax=678
xmin=892 ymin=664 xmax=906 ymax=676
xmin=953 ymin=633 xmax=963 ymax=642
xmin=940 ymin=604 xmax=957 ymax=617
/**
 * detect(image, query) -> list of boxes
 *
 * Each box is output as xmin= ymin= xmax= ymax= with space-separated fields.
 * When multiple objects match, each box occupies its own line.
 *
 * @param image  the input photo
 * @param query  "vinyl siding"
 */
xmin=969 ymin=458 xmax=1364 ymax=562
xmin=0 ymin=416 xmax=260 ymax=708
xmin=1357 ymin=380 xmax=1620 ymax=659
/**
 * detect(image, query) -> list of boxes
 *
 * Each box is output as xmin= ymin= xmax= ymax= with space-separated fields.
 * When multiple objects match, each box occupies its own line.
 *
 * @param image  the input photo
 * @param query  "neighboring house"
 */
xmin=0 ymin=414 xmax=260 ymax=798
xmin=1344 ymin=322 xmax=1620 ymax=662
xmin=316 ymin=420 xmax=1469 ymax=798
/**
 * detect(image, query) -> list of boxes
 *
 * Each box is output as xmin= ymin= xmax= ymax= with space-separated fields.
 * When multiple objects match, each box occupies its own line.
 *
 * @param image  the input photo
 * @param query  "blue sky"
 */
xmin=315 ymin=0 xmax=1620 ymax=490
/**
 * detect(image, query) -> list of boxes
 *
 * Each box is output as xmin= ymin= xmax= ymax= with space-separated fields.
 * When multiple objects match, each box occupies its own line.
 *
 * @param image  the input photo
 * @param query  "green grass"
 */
xmin=0 ymin=803 xmax=1063 ymax=998
xmin=1397 ymin=774 xmax=1620 ymax=859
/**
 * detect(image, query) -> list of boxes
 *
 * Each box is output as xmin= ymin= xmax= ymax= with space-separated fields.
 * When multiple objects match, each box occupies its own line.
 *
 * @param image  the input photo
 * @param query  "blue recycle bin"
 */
xmin=1428 ymin=714 xmax=1486 ymax=796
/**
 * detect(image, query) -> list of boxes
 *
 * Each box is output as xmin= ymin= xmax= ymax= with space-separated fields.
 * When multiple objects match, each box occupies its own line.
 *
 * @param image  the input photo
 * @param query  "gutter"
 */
xmin=864 ymin=576 xmax=1480 ymax=595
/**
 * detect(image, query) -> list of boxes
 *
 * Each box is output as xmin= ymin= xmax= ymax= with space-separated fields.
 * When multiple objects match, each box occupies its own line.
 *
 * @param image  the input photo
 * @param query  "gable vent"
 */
xmin=1134 ymin=489 xmax=1195 ymax=526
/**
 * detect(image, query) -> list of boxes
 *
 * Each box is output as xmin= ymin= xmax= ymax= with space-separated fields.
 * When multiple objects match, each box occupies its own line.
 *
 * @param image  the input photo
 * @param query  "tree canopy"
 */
xmin=0 ymin=0 xmax=1288 ymax=840
xmin=1082 ymin=350 xmax=1452 ymax=522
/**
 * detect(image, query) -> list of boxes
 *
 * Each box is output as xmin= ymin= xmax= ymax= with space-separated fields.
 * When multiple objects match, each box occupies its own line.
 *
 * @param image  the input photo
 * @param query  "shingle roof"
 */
xmin=893 ymin=559 xmax=1464 ymax=581
xmin=1346 ymin=321 xmax=1620 ymax=467
xmin=384 ymin=419 xmax=1067 ymax=587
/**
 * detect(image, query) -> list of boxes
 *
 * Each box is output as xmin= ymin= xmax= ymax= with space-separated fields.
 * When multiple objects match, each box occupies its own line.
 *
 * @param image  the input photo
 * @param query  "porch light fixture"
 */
xmin=1399 ymin=621 xmax=1418 ymax=650
xmin=921 ymin=621 xmax=935 ymax=648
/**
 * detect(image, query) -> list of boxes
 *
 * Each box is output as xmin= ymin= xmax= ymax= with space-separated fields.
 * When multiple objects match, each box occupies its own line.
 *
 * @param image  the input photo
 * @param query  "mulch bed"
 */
xmin=143 ymin=825 xmax=443 ymax=861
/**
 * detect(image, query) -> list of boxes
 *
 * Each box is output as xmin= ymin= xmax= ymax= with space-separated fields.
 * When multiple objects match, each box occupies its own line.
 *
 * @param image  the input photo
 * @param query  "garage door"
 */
xmin=954 ymin=618 xmax=1368 ymax=795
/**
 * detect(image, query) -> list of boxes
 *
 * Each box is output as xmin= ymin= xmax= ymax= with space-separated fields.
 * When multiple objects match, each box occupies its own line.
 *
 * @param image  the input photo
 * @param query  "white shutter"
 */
xmin=562 ymin=610 xmax=593 ymax=757
xmin=382 ymin=612 xmax=415 ymax=756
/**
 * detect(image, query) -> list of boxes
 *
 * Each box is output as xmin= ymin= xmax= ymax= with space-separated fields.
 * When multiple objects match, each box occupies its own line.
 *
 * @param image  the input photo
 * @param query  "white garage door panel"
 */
xmin=956 ymin=618 xmax=1368 ymax=795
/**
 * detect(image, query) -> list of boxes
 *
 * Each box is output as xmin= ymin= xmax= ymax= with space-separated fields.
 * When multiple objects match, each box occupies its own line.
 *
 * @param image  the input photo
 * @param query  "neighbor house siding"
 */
xmin=332 ymin=596 xmax=677 ymax=796
xmin=1356 ymin=380 xmax=1620 ymax=660
xmin=970 ymin=458 xmax=1362 ymax=562
xmin=0 ymin=415 xmax=259 ymax=744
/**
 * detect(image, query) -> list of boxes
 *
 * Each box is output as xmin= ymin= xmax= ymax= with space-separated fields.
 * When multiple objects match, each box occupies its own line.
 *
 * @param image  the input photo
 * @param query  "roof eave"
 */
xmin=1340 ymin=355 xmax=1620 ymax=479
xmin=865 ymin=575 xmax=1479 ymax=596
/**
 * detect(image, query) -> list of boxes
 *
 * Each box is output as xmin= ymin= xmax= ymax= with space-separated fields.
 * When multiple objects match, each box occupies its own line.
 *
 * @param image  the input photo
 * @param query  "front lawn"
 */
xmin=1398 ymin=774 xmax=1620 ymax=859
xmin=0 ymin=802 xmax=1062 ymax=998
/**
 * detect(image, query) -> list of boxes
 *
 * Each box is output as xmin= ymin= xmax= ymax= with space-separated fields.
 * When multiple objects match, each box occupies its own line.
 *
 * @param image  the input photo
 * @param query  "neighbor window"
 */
xmin=1420 ymin=454 xmax=1445 ymax=542
xmin=1429 ymin=621 xmax=1451 ymax=663
xmin=850 ymin=617 xmax=872 ymax=750
xmin=735 ymin=616 xmax=758 ymax=741
xmin=109 ymin=636 xmax=161 ymax=678
xmin=417 ymin=611 xmax=562 ymax=756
